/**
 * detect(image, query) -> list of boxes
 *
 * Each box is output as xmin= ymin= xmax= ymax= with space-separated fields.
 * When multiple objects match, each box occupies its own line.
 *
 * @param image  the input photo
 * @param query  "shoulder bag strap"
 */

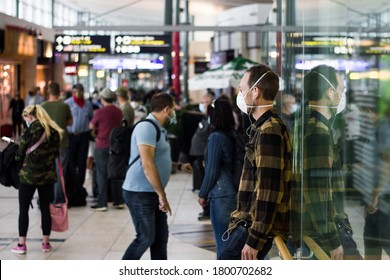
xmin=26 ymin=131 xmax=47 ymax=155
xmin=126 ymin=119 xmax=161 ymax=171
xmin=57 ymin=157 xmax=68 ymax=203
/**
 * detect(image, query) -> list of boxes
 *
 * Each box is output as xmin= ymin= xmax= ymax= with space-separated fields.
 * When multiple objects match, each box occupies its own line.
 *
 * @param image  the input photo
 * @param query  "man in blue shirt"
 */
xmin=122 ymin=93 xmax=191 ymax=260
xmin=64 ymin=84 xmax=93 ymax=206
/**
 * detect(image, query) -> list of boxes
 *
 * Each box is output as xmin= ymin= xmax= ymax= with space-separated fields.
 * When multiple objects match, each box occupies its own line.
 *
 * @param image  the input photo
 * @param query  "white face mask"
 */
xmin=336 ymin=90 xmax=346 ymax=114
xmin=169 ymin=111 xmax=177 ymax=125
xmin=310 ymin=71 xmax=346 ymax=115
xmin=236 ymin=93 xmax=248 ymax=114
xmin=236 ymin=71 xmax=271 ymax=114
xmin=290 ymin=103 xmax=298 ymax=114
xmin=199 ymin=103 xmax=206 ymax=114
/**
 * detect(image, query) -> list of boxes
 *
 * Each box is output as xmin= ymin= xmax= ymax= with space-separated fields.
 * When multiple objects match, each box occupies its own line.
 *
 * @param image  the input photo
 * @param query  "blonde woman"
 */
xmin=11 ymin=105 xmax=63 ymax=254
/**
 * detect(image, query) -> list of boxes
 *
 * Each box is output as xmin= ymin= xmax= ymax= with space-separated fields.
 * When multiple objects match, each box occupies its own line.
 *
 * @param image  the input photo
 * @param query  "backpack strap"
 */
xmin=26 ymin=131 xmax=47 ymax=155
xmin=57 ymin=157 xmax=68 ymax=204
xmin=127 ymin=119 xmax=161 ymax=170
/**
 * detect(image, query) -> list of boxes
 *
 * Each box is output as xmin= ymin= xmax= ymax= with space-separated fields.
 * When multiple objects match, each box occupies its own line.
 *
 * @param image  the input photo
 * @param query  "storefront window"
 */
xmin=0 ymin=63 xmax=17 ymax=131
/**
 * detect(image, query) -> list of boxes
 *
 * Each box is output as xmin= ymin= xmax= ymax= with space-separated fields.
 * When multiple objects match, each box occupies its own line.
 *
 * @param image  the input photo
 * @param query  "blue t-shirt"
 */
xmin=122 ymin=114 xmax=172 ymax=192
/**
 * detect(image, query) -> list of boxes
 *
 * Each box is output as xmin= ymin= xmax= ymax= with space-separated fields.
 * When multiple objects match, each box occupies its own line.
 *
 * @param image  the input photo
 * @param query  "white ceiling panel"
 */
xmin=54 ymin=0 xmax=390 ymax=28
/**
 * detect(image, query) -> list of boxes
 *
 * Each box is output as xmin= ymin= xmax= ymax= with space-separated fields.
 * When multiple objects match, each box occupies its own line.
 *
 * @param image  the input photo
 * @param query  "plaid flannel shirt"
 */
xmin=292 ymin=110 xmax=345 ymax=252
xmin=230 ymin=107 xmax=292 ymax=251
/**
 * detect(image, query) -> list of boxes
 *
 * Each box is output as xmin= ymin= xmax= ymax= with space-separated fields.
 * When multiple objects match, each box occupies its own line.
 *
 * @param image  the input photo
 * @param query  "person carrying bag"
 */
xmin=10 ymin=105 xmax=63 ymax=255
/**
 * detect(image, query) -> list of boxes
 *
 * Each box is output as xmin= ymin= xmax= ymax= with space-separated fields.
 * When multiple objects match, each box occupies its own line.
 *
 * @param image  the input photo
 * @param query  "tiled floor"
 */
xmin=0 ymin=141 xmax=388 ymax=260
xmin=0 ymin=169 xmax=217 ymax=260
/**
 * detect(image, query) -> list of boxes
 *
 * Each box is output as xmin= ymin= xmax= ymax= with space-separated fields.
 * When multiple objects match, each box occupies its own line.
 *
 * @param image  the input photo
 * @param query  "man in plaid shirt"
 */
xmin=219 ymin=64 xmax=292 ymax=260
xmin=291 ymin=65 xmax=362 ymax=260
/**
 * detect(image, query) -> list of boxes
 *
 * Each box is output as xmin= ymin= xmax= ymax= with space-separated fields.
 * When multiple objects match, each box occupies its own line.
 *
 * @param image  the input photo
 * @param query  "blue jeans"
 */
xmin=218 ymin=222 xmax=273 ymax=260
xmin=209 ymin=194 xmax=236 ymax=259
xmin=122 ymin=190 xmax=169 ymax=260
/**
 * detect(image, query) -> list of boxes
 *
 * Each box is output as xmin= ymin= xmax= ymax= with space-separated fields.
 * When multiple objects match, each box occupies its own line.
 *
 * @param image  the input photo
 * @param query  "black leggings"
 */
xmin=18 ymin=183 xmax=54 ymax=237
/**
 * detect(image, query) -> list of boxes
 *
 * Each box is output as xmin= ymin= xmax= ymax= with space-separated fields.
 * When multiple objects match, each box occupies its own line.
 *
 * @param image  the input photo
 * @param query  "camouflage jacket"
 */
xmin=15 ymin=120 xmax=60 ymax=185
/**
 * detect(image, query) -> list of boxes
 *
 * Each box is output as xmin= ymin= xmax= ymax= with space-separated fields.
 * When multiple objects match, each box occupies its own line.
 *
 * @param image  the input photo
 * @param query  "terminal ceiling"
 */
xmin=56 ymin=0 xmax=390 ymax=30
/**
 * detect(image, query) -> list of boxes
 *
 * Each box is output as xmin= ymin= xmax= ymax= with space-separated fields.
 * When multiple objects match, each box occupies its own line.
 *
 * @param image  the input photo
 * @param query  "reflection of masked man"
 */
xmin=291 ymin=64 xmax=362 ymax=260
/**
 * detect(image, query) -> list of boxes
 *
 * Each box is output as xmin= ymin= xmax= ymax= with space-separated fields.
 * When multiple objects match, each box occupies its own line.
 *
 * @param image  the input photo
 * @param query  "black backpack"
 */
xmin=222 ymin=129 xmax=246 ymax=191
xmin=0 ymin=142 xmax=20 ymax=189
xmin=108 ymin=119 xmax=161 ymax=180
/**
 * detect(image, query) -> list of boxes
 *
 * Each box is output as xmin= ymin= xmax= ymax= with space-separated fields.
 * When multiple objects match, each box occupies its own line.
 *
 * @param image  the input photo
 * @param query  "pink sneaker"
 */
xmin=11 ymin=244 xmax=27 ymax=254
xmin=42 ymin=243 xmax=52 ymax=252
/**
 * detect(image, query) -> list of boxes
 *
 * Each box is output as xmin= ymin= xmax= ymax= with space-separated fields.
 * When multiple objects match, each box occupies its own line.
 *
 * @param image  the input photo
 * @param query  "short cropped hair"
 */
xmin=246 ymin=64 xmax=279 ymax=101
xmin=72 ymin=83 xmax=84 ymax=92
xmin=304 ymin=65 xmax=338 ymax=102
xmin=150 ymin=93 xmax=174 ymax=112
xmin=48 ymin=81 xmax=60 ymax=96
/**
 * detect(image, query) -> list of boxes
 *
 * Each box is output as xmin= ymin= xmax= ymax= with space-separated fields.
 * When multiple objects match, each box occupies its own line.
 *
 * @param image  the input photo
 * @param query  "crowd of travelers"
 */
xmin=2 ymin=63 xmax=388 ymax=260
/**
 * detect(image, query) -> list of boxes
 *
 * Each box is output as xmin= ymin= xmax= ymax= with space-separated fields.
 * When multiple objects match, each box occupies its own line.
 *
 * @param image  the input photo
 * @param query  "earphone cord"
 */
xmin=246 ymin=114 xmax=253 ymax=137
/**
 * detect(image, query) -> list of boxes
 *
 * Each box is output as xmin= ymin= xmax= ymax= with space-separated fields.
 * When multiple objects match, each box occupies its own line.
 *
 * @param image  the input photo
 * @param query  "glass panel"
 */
xmin=286 ymin=0 xmax=390 ymax=260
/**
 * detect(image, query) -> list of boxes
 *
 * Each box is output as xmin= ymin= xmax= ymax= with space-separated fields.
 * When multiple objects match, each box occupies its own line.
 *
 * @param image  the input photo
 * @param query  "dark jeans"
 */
xmin=190 ymin=156 xmax=209 ymax=215
xmin=191 ymin=156 xmax=204 ymax=191
xmin=218 ymin=223 xmax=273 ymax=260
xmin=18 ymin=183 xmax=54 ymax=236
xmin=95 ymin=148 xmax=109 ymax=207
xmin=337 ymin=218 xmax=363 ymax=260
xmin=122 ymin=190 xmax=169 ymax=260
xmin=12 ymin=117 xmax=23 ymax=137
xmin=110 ymin=179 xmax=124 ymax=205
xmin=292 ymin=231 xmax=363 ymax=260
xmin=68 ymin=132 xmax=90 ymax=190
xmin=364 ymin=210 xmax=390 ymax=259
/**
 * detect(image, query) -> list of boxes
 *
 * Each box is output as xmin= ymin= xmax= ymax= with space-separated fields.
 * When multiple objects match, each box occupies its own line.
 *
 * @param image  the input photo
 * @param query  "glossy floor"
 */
xmin=0 ymin=164 xmax=388 ymax=260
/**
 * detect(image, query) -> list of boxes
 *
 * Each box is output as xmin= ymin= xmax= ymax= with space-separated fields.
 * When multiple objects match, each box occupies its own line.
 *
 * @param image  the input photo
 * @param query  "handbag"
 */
xmin=50 ymin=158 xmax=69 ymax=232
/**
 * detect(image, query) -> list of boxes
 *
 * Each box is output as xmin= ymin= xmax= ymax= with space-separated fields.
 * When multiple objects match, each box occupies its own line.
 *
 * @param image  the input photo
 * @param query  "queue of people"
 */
xmin=4 ymin=62 xmax=388 ymax=261
xmin=6 ymin=84 xmax=158 ymax=255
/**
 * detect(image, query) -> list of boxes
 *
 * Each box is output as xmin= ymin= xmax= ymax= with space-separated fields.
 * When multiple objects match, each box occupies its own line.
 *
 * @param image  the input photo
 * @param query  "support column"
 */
xmin=276 ymin=0 xmax=282 ymax=76
xmin=164 ymin=0 xmax=173 ymax=88
xmin=285 ymin=0 xmax=296 ymax=94
xmin=183 ymin=0 xmax=190 ymax=102
xmin=172 ymin=0 xmax=181 ymax=99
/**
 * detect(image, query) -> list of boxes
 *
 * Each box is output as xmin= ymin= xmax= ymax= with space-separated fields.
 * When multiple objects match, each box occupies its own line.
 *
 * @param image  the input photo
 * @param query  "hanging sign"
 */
xmin=55 ymin=35 xmax=111 ymax=53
